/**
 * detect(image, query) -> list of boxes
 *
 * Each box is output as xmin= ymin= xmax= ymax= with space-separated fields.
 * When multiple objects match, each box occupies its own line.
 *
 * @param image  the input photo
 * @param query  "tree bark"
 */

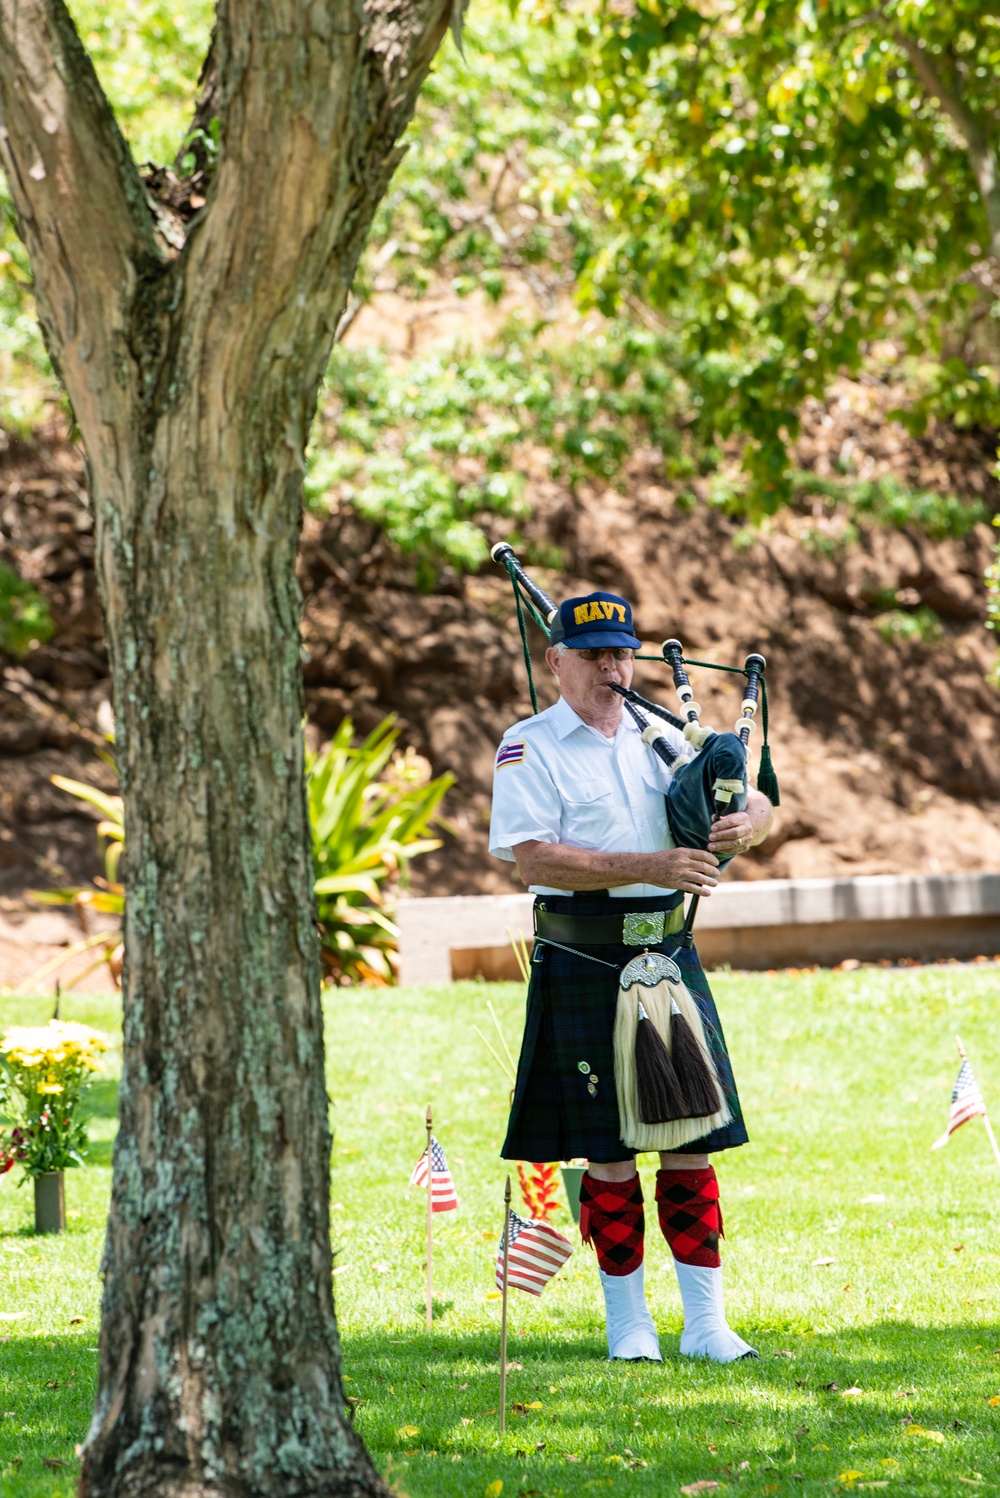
xmin=897 ymin=32 xmax=1000 ymax=263
xmin=0 ymin=1 xmax=454 ymax=1493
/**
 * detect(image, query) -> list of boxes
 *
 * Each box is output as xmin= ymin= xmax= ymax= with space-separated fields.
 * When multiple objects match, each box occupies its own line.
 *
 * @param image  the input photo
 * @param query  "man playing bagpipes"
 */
xmin=489 ymin=578 xmax=774 ymax=1363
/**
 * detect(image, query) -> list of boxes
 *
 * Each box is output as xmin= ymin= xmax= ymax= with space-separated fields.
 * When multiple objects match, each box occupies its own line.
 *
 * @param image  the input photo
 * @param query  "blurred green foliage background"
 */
xmin=1 ymin=0 xmax=999 ymax=606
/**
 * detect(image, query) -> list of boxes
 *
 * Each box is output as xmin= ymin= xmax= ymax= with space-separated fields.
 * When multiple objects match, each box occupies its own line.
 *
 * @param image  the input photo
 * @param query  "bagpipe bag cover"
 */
xmin=666 ymin=731 xmax=748 ymax=861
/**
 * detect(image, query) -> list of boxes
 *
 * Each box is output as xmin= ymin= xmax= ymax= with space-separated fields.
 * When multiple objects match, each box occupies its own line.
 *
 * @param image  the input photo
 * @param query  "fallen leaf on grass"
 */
xmin=842 ymin=1386 xmax=864 ymax=1397
xmin=904 ymin=1425 xmax=945 ymax=1443
xmin=458 ymin=1382 xmax=469 ymax=1390
xmin=988 ymin=1396 xmax=1000 ymax=1406
xmin=41 ymin=1459 xmax=67 ymax=1471
xmin=957 ymin=1476 xmax=986 ymax=1485
xmin=812 ymin=1256 xmax=837 ymax=1267
xmin=505 ymin=1361 xmax=523 ymax=1371
xmin=680 ymin=1483 xmax=720 ymax=1496
xmin=396 ymin=1426 xmax=420 ymax=1440
xmin=461 ymin=1417 xmax=474 ymax=1426
xmin=69 ymin=1316 xmax=85 ymax=1326
xmin=839 ymin=1473 xmax=863 ymax=1489
xmin=44 ymin=1381 xmax=60 ymax=1391
xmin=825 ymin=1383 xmax=840 ymax=1392
xmin=510 ymin=1401 xmax=542 ymax=1414
xmin=486 ymin=1291 xmax=502 ymax=1300
xmin=773 ymin=1349 xmax=794 ymax=1358
xmin=484 ymin=1482 xmax=503 ymax=1498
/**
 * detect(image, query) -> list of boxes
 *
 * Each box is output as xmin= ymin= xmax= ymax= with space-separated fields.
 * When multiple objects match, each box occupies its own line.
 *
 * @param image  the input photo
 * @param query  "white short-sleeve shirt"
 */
xmin=489 ymin=695 xmax=693 ymax=898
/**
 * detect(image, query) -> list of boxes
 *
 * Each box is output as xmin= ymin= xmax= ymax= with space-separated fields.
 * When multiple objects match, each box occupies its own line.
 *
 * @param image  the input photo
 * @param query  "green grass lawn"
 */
xmin=2 ymin=967 xmax=999 ymax=1496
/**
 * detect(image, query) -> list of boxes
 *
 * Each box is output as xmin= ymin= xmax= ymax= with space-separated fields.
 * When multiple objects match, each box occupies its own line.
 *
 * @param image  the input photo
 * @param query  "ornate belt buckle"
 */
xmin=622 ymin=910 xmax=665 ymax=946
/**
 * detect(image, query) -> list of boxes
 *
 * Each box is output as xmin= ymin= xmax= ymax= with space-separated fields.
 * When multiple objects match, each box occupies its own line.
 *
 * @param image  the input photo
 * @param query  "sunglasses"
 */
xmin=575 ymin=647 xmax=635 ymax=661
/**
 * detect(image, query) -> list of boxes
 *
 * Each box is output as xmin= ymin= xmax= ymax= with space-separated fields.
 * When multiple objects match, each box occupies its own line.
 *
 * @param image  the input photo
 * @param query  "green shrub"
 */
xmin=310 ymin=717 xmax=453 ymax=986
xmin=43 ymin=719 xmax=453 ymax=989
xmin=313 ymin=324 xmax=688 ymax=582
xmin=0 ymin=560 xmax=54 ymax=657
xmin=792 ymin=471 xmax=987 ymax=542
xmin=873 ymin=607 xmax=944 ymax=647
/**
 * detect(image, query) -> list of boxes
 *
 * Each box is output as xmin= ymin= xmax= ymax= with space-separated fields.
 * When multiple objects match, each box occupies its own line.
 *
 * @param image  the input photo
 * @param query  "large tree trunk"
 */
xmin=0 ymin=0 xmax=454 ymax=1493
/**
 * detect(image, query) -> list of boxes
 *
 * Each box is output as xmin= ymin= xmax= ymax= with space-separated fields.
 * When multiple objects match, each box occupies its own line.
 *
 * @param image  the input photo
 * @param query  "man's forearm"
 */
xmin=512 ymin=841 xmax=722 ymax=894
xmin=514 ymin=843 xmax=667 ymax=891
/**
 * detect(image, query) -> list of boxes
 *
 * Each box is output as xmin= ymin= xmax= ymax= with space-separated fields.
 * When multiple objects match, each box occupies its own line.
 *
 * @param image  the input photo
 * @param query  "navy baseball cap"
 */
xmin=549 ymin=591 xmax=643 ymax=651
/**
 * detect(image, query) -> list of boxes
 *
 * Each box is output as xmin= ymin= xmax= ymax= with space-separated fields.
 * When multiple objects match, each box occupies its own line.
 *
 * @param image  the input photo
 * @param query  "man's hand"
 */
xmin=707 ymin=811 xmax=754 ymax=858
xmin=650 ymin=848 xmax=720 ymax=894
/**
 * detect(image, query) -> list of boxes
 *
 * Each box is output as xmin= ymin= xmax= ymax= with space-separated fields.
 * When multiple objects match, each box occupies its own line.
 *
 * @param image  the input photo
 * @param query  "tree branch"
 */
xmin=174 ymin=0 xmax=455 ymax=491
xmin=897 ymin=31 xmax=1000 ymax=261
xmin=0 ymin=0 xmax=164 ymax=439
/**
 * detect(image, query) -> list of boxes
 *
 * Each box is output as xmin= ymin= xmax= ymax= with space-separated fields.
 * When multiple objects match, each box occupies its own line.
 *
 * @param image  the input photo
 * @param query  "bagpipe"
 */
xmin=491 ymin=541 xmax=780 ymax=1152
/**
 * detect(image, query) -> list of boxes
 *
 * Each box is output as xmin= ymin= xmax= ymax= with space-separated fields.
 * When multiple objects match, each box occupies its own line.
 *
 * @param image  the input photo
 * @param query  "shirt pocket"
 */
xmin=559 ymin=780 xmax=614 ymax=848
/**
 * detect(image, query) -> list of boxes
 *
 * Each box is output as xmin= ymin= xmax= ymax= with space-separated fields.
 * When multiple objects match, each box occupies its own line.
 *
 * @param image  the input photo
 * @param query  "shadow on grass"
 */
xmin=342 ymin=1321 xmax=999 ymax=1494
xmin=0 ymin=1332 xmax=96 ymax=1492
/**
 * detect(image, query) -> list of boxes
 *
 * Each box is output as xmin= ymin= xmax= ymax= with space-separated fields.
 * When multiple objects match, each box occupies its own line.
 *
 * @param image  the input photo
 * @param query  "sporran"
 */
xmin=612 ymin=951 xmax=731 ymax=1151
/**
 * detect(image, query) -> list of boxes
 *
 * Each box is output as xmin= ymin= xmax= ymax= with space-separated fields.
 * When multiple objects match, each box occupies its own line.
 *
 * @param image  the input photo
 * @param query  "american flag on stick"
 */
xmin=409 ymin=1135 xmax=459 ymax=1212
xmin=495 ymin=1210 xmax=573 ymax=1296
xmin=931 ymin=1037 xmax=1000 ymax=1170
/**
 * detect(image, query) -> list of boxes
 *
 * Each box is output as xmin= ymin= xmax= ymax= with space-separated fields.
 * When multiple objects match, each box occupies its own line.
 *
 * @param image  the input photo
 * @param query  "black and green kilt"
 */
xmin=501 ymin=891 xmax=749 ymax=1165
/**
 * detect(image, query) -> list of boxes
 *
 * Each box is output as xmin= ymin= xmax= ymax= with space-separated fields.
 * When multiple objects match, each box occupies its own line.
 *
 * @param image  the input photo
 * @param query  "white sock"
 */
xmin=674 ymin=1261 xmax=758 ymax=1362
xmin=599 ymin=1263 xmax=662 ymax=1362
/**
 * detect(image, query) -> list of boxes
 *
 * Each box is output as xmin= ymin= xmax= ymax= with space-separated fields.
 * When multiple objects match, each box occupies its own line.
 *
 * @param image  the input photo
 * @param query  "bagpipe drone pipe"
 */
xmin=491 ymin=541 xmax=780 ymax=1150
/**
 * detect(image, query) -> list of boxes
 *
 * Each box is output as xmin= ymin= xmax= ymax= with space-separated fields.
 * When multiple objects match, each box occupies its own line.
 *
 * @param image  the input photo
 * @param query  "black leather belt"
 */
xmin=533 ymin=903 xmax=685 ymax=948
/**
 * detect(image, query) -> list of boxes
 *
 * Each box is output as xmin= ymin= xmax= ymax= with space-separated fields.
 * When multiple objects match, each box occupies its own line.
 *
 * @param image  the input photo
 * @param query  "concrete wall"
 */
xmin=397 ymin=872 xmax=1000 ymax=984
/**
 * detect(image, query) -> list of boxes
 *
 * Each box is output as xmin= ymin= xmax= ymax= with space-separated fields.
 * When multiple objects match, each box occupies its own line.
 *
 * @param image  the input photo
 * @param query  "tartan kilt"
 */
xmin=501 ymin=891 xmax=749 ymax=1165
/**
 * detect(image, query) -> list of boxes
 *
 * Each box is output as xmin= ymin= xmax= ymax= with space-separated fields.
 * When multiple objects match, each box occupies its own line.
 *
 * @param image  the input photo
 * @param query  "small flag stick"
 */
xmin=425 ymin=1104 xmax=434 ymax=1329
xmin=956 ymin=1035 xmax=1000 ymax=1173
xmin=499 ymin=1173 xmax=511 ymax=1434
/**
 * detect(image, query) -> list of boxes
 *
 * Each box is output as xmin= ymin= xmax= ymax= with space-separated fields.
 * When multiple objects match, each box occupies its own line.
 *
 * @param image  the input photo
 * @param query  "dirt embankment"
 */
xmin=2 ymin=375 xmax=1000 ymax=911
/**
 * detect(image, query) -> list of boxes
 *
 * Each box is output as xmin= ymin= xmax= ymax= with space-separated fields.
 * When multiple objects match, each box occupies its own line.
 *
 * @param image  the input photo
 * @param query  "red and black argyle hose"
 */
xmin=579 ymin=1171 xmax=644 ymax=1277
xmin=656 ymin=1165 xmax=724 ymax=1268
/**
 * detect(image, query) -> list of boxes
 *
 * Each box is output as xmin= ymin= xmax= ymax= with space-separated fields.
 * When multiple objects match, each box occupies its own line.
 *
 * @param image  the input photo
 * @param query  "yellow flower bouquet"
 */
xmin=0 ymin=1021 xmax=109 ymax=1179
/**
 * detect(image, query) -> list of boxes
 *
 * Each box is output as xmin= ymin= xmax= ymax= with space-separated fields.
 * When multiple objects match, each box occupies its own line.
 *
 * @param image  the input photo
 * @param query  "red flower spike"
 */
xmin=517 ymin=1161 xmax=561 ymax=1222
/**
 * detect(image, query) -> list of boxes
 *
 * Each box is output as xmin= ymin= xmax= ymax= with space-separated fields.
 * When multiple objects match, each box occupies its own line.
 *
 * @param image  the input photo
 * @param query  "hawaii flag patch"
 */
xmin=496 ymin=740 xmax=526 ymax=769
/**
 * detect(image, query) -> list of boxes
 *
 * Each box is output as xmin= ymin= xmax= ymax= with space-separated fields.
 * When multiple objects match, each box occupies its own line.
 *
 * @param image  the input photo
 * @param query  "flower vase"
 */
xmin=33 ymin=1171 xmax=66 ymax=1234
